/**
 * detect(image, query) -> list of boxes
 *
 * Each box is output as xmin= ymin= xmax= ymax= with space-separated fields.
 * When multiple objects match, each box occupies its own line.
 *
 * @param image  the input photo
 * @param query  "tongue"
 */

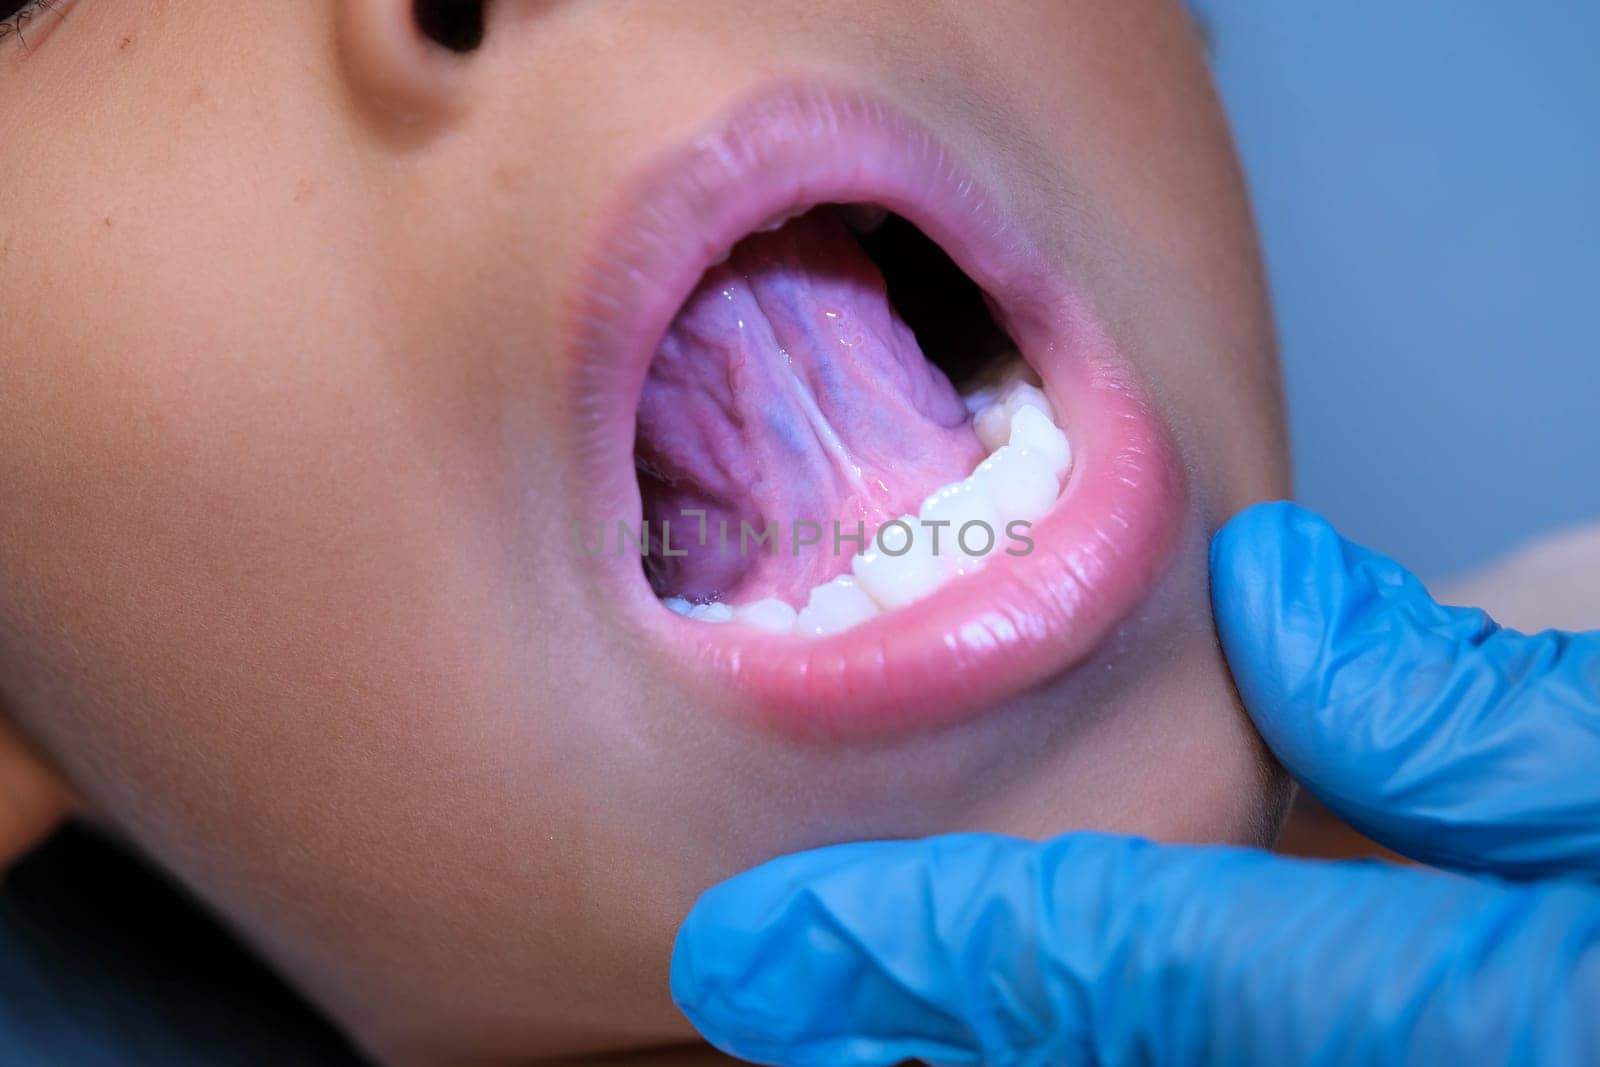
xmin=636 ymin=209 xmax=984 ymax=605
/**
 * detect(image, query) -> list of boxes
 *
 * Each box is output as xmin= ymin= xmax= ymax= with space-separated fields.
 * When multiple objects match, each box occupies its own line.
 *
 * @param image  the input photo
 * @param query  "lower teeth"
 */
xmin=666 ymin=360 xmax=1073 ymax=638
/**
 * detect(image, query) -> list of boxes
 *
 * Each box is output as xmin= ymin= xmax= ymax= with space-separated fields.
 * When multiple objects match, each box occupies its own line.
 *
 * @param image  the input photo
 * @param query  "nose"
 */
xmin=333 ymin=0 xmax=484 ymax=138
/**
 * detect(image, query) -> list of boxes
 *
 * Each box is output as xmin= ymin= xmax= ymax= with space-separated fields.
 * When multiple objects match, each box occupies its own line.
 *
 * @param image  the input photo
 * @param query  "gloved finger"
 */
xmin=672 ymin=832 xmax=1600 ymax=1067
xmin=1212 ymin=502 xmax=1600 ymax=880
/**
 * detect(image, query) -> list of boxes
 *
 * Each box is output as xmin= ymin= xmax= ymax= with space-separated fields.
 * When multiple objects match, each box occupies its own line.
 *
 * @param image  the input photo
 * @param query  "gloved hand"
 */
xmin=670 ymin=503 xmax=1600 ymax=1066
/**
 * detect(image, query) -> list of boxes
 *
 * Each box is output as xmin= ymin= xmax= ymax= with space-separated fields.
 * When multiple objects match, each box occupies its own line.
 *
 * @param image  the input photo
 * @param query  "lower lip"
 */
xmin=567 ymin=83 xmax=1188 ymax=740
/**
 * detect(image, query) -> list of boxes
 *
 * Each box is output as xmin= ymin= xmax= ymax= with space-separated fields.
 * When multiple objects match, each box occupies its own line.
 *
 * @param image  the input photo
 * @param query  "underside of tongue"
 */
xmin=636 ymin=209 xmax=984 ymax=605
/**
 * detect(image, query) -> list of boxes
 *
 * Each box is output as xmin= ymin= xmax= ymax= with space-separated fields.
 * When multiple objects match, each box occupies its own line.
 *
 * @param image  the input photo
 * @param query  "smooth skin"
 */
xmin=2 ymin=2 xmax=1284 ymax=1062
xmin=673 ymin=504 xmax=1600 ymax=1066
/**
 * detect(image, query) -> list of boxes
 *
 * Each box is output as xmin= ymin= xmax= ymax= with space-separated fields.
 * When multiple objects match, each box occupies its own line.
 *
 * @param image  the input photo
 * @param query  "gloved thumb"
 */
xmin=672 ymin=832 xmax=1600 ymax=1067
xmin=1211 ymin=502 xmax=1600 ymax=879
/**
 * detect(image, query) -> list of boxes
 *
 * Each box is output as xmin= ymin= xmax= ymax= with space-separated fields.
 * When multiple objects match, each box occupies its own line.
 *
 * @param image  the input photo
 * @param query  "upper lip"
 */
xmin=565 ymin=82 xmax=1188 ymax=740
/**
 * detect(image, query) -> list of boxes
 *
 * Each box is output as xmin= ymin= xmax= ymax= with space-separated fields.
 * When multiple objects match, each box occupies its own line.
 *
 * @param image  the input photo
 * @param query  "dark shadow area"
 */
xmin=0 ymin=826 xmax=365 ymax=1066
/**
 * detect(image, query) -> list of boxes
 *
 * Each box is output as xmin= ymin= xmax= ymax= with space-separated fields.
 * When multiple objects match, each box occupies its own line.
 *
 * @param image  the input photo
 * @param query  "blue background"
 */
xmin=1193 ymin=0 xmax=1600 ymax=580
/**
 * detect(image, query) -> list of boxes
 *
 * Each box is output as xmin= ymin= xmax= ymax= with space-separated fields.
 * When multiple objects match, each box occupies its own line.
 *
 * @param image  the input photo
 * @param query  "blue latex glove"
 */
xmin=671 ymin=503 xmax=1600 ymax=1066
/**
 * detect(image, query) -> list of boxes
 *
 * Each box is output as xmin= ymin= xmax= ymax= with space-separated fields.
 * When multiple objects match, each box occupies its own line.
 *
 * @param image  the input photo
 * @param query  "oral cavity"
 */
xmin=634 ymin=207 xmax=1074 ymax=638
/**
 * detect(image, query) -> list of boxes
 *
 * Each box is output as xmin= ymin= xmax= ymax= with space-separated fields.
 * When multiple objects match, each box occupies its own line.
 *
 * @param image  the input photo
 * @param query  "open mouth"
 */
xmin=570 ymin=85 xmax=1188 ymax=739
xmin=640 ymin=203 xmax=1071 ymax=632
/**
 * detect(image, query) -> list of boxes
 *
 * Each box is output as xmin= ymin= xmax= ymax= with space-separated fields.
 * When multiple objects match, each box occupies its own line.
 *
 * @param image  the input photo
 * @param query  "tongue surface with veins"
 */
xmin=636 ymin=210 xmax=985 ymax=606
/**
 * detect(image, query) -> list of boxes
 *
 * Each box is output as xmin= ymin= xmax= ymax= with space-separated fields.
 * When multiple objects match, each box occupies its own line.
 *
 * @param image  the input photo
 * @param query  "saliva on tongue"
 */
xmin=635 ymin=209 xmax=985 ymax=608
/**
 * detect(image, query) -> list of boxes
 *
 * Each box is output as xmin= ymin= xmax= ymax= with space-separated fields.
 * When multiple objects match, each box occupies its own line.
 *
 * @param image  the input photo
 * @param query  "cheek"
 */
xmin=966 ymin=1 xmax=1287 ymax=510
xmin=0 ymin=19 xmax=661 ymax=1043
xmin=0 ymin=184 xmax=639 ymax=1051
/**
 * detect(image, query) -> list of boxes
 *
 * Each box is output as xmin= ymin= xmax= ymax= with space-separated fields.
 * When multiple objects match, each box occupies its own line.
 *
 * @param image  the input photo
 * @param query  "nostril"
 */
xmin=414 ymin=0 xmax=487 ymax=53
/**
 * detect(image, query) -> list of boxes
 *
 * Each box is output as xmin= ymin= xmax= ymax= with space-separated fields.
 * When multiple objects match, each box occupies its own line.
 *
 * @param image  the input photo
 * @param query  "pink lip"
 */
xmin=567 ymin=83 xmax=1188 ymax=740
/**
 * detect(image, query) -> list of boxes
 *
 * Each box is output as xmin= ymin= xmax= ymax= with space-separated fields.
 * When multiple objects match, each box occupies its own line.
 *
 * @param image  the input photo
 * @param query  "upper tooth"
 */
xmin=1009 ymin=404 xmax=1073 ymax=480
xmin=736 ymin=597 xmax=798 ymax=634
xmin=851 ymin=514 xmax=947 ymax=610
xmin=795 ymin=576 xmax=881 ymax=636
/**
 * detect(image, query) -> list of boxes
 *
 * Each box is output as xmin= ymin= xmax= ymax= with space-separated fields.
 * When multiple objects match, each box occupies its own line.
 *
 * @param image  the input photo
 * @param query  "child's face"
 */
xmin=0 ymin=1 xmax=1288 ymax=1061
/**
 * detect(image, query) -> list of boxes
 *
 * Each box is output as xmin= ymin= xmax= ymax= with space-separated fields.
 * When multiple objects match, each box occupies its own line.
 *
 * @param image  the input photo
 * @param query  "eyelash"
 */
xmin=0 ymin=0 xmax=66 ymax=48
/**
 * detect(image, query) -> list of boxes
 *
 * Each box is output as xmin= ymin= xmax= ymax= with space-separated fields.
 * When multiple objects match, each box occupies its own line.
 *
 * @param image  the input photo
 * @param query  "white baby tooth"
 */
xmin=975 ymin=445 xmax=1060 ymax=525
xmin=1009 ymin=405 xmax=1073 ymax=480
xmin=795 ymin=576 xmax=881 ymax=637
xmin=852 ymin=515 xmax=950 ymax=610
xmin=664 ymin=598 xmax=695 ymax=617
xmin=736 ymin=598 xmax=799 ymax=635
xmin=688 ymin=602 xmax=735 ymax=624
xmin=973 ymin=379 xmax=1061 ymax=453
xmin=1007 ymin=382 xmax=1055 ymax=423
xmin=920 ymin=477 xmax=1003 ymax=576
xmin=974 ymin=401 xmax=1013 ymax=452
